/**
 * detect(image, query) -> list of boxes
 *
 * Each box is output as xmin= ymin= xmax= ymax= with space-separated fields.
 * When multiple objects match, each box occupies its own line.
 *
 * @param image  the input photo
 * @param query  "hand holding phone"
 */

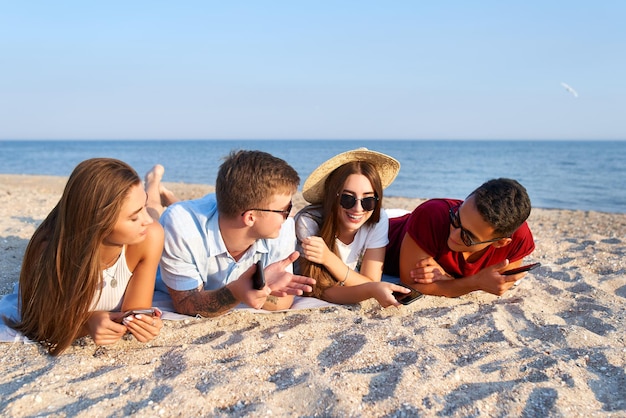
xmin=392 ymin=284 xmax=424 ymax=305
xmin=502 ymin=262 xmax=541 ymax=276
xmin=252 ymin=260 xmax=265 ymax=290
xmin=121 ymin=307 xmax=161 ymax=319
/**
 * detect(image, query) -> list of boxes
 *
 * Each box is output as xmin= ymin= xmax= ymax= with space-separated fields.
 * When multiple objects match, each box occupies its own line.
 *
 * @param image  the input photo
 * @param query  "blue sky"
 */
xmin=1 ymin=1 xmax=625 ymax=140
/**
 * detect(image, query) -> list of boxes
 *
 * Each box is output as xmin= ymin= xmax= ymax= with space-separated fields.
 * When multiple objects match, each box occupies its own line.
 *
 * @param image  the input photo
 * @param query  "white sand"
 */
xmin=0 ymin=174 xmax=625 ymax=417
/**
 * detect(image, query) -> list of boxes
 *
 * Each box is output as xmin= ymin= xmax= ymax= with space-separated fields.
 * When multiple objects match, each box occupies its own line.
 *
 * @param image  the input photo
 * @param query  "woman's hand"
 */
xmin=122 ymin=309 xmax=163 ymax=342
xmin=300 ymin=236 xmax=332 ymax=266
xmin=85 ymin=311 xmax=128 ymax=346
xmin=367 ymin=282 xmax=411 ymax=308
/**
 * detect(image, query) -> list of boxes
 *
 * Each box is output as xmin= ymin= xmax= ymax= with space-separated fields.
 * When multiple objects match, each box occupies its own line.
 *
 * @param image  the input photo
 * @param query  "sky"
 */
xmin=1 ymin=1 xmax=625 ymax=141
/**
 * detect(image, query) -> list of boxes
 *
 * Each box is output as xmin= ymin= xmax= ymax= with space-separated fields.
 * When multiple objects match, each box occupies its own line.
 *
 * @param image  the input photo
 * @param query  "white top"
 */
xmin=294 ymin=206 xmax=389 ymax=272
xmin=91 ymin=246 xmax=132 ymax=311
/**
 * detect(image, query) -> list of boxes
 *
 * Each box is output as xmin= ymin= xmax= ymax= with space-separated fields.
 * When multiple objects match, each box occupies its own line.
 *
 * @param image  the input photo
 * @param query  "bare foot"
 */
xmin=145 ymin=164 xmax=165 ymax=184
xmin=145 ymin=164 xmax=166 ymax=220
xmin=159 ymin=185 xmax=179 ymax=207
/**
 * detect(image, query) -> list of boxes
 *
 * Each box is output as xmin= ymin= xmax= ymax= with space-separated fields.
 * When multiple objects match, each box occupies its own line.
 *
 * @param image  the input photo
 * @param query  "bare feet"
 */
xmin=145 ymin=164 xmax=164 ymax=203
xmin=145 ymin=164 xmax=177 ymax=220
xmin=159 ymin=184 xmax=179 ymax=207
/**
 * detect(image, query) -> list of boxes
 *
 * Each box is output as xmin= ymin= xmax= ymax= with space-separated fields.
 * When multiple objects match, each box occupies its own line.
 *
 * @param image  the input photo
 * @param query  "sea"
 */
xmin=1 ymin=140 xmax=625 ymax=214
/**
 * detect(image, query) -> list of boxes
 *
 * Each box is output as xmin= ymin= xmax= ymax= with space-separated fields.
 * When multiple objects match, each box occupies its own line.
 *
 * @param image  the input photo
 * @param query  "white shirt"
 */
xmin=294 ymin=205 xmax=389 ymax=272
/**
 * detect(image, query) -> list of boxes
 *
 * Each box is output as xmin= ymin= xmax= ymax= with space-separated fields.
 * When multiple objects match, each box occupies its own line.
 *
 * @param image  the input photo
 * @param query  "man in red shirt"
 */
xmin=384 ymin=178 xmax=535 ymax=297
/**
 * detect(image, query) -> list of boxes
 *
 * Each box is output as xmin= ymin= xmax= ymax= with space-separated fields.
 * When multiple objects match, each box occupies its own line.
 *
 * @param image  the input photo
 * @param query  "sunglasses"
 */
xmin=338 ymin=193 xmax=379 ymax=212
xmin=241 ymin=202 xmax=293 ymax=219
xmin=448 ymin=205 xmax=504 ymax=247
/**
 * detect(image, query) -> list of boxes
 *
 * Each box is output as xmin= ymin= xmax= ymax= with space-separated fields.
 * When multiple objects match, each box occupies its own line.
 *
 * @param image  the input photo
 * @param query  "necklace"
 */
xmin=103 ymin=264 xmax=118 ymax=288
xmin=101 ymin=250 xmax=122 ymax=289
xmin=102 ymin=250 xmax=122 ymax=269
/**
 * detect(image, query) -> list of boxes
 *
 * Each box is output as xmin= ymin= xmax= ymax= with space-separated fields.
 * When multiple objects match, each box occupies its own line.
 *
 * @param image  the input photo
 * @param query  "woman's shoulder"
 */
xmin=147 ymin=220 xmax=164 ymax=240
xmin=294 ymin=205 xmax=324 ymax=240
xmin=294 ymin=205 xmax=324 ymax=227
xmin=126 ymin=222 xmax=164 ymax=260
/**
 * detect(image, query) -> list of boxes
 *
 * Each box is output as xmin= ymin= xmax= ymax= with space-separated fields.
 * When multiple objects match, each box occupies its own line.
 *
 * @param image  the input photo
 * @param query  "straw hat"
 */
xmin=302 ymin=148 xmax=400 ymax=204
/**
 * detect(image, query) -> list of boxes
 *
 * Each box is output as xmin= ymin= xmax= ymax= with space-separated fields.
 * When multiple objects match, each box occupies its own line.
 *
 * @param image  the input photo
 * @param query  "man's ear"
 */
xmin=241 ymin=210 xmax=256 ymax=227
xmin=491 ymin=237 xmax=512 ymax=248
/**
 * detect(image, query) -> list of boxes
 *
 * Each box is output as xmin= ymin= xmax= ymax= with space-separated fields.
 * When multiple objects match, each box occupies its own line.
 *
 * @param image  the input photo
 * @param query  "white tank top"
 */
xmin=90 ymin=246 xmax=133 ymax=312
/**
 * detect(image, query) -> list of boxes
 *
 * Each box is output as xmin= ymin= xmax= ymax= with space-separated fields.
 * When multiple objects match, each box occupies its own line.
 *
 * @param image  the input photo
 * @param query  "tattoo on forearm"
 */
xmin=214 ymin=287 xmax=237 ymax=308
xmin=172 ymin=287 xmax=238 ymax=318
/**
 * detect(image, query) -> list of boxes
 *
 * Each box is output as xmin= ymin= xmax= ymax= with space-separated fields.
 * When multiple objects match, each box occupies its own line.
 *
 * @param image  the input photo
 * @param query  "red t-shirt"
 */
xmin=384 ymin=198 xmax=535 ymax=278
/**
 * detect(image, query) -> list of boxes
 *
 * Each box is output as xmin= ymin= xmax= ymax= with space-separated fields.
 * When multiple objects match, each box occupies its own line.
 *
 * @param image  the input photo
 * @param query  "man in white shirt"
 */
xmin=158 ymin=150 xmax=315 ymax=317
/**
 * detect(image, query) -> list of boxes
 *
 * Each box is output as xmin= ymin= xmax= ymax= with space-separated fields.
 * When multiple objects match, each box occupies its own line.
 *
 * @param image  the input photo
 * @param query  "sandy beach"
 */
xmin=0 ymin=174 xmax=625 ymax=417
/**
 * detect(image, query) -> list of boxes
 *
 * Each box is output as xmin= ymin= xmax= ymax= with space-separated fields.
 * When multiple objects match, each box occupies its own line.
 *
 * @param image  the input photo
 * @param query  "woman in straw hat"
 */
xmin=295 ymin=148 xmax=411 ymax=307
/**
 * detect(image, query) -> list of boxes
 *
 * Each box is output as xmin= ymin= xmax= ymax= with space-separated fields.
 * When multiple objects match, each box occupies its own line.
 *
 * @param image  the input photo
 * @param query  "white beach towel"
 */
xmin=0 ymin=287 xmax=338 ymax=343
xmin=0 ymin=290 xmax=32 ymax=344
xmin=152 ymin=289 xmax=337 ymax=320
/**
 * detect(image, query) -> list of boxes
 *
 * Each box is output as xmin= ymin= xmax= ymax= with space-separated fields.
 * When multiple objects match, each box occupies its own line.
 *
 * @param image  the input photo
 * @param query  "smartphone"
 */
xmin=392 ymin=284 xmax=424 ymax=305
xmin=121 ymin=308 xmax=160 ymax=319
xmin=502 ymin=262 xmax=541 ymax=276
xmin=252 ymin=260 xmax=265 ymax=290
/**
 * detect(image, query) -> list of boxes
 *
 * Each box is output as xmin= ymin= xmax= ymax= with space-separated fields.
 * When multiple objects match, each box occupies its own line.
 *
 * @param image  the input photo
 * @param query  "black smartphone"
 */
xmin=252 ymin=260 xmax=265 ymax=290
xmin=392 ymin=284 xmax=424 ymax=305
xmin=502 ymin=262 xmax=541 ymax=276
xmin=121 ymin=308 xmax=160 ymax=319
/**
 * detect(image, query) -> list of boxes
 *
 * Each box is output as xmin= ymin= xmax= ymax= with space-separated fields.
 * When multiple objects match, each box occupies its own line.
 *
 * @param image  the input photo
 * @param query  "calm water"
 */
xmin=1 ymin=140 xmax=625 ymax=214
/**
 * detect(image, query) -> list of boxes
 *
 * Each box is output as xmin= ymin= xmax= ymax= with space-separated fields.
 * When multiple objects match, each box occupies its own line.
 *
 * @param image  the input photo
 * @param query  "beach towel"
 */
xmin=0 ymin=290 xmax=31 ymax=343
xmin=0 ymin=286 xmax=337 ymax=343
xmin=152 ymin=289 xmax=337 ymax=320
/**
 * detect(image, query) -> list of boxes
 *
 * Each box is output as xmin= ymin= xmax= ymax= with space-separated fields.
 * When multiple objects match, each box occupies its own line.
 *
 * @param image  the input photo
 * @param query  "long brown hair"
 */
xmin=301 ymin=161 xmax=383 ymax=298
xmin=8 ymin=158 xmax=141 ymax=355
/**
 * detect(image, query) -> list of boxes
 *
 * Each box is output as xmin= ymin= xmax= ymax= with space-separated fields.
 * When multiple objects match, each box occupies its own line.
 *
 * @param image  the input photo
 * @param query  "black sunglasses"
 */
xmin=241 ymin=202 xmax=293 ymax=219
xmin=448 ymin=205 xmax=504 ymax=247
xmin=338 ymin=193 xmax=378 ymax=212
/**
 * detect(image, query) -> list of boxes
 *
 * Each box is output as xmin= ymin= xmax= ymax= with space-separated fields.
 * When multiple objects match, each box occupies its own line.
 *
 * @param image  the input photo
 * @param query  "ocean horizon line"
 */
xmin=2 ymin=139 xmax=625 ymax=214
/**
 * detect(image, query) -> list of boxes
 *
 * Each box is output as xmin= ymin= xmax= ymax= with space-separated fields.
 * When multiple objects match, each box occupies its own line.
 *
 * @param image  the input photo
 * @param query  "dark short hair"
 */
xmin=468 ymin=178 xmax=531 ymax=236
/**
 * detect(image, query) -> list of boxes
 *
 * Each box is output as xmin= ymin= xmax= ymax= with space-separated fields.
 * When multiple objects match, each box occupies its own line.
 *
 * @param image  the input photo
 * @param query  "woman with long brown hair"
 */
xmin=295 ymin=148 xmax=410 ymax=307
xmin=7 ymin=158 xmax=164 ymax=355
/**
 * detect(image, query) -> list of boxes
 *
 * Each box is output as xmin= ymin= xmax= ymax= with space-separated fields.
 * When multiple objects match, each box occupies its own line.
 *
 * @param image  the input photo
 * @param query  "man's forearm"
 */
xmin=262 ymin=295 xmax=293 ymax=311
xmin=169 ymin=286 xmax=239 ymax=317
xmin=403 ymin=276 xmax=479 ymax=298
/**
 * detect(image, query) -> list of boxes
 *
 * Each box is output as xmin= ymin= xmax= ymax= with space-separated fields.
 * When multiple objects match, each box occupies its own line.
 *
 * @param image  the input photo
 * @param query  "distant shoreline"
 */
xmin=1 ymin=173 xmax=624 ymax=215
